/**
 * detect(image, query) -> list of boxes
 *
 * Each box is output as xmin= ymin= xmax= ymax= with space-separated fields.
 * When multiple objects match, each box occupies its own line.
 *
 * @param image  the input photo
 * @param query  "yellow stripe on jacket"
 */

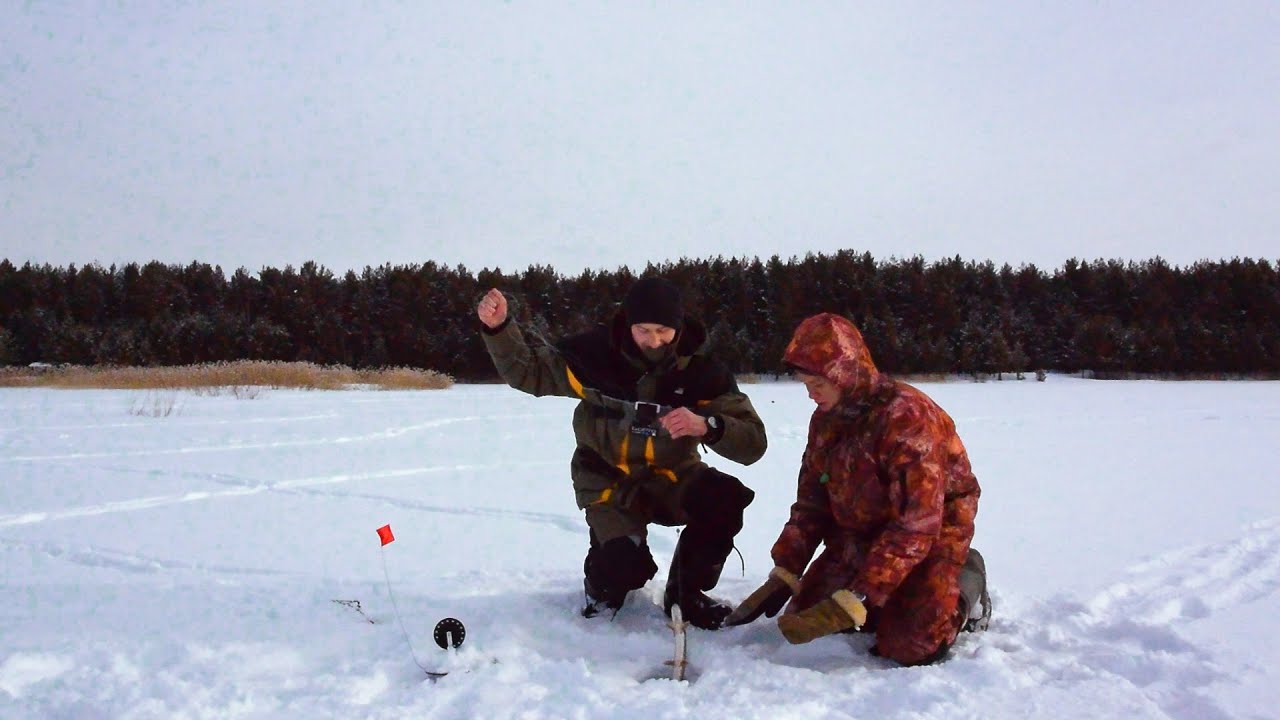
xmin=565 ymin=367 xmax=586 ymax=398
xmin=645 ymin=436 xmax=678 ymax=482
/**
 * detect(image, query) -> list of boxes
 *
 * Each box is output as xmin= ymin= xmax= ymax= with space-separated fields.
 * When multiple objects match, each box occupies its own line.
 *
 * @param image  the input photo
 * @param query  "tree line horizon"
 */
xmin=2 ymin=251 xmax=1277 ymax=381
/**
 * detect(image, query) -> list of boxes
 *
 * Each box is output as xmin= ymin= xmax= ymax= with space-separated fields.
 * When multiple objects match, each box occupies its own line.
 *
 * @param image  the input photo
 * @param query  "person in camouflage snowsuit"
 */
xmin=477 ymin=277 xmax=766 ymax=629
xmin=726 ymin=312 xmax=989 ymax=665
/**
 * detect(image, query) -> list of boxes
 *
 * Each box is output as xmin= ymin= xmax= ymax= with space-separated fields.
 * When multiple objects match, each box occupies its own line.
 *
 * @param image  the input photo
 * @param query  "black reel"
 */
xmin=432 ymin=617 xmax=466 ymax=649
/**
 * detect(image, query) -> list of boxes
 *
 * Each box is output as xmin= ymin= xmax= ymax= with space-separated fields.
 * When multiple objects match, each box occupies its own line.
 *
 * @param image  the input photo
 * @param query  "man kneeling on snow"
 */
xmin=726 ymin=313 xmax=990 ymax=666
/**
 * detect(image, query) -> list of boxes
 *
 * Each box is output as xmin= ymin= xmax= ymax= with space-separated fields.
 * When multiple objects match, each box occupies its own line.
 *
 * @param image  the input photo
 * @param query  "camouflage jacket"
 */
xmin=481 ymin=312 xmax=767 ymax=510
xmin=771 ymin=313 xmax=980 ymax=608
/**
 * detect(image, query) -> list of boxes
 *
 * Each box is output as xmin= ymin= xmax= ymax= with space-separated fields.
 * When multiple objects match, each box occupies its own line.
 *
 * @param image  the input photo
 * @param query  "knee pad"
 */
xmin=682 ymin=468 xmax=755 ymax=537
xmin=586 ymin=536 xmax=658 ymax=595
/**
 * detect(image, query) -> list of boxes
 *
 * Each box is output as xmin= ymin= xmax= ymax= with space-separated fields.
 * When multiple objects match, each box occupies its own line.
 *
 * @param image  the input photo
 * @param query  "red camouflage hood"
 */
xmin=783 ymin=313 xmax=886 ymax=402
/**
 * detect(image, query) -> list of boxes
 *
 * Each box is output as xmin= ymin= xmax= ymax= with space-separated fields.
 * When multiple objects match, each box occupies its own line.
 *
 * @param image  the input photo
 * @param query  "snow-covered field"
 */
xmin=2 ymin=377 xmax=1278 ymax=719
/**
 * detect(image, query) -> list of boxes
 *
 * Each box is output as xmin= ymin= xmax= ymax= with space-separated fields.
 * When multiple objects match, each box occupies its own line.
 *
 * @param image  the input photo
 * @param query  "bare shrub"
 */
xmin=129 ymin=390 xmax=181 ymax=417
xmin=231 ymin=385 xmax=264 ymax=399
xmin=189 ymin=384 xmax=265 ymax=399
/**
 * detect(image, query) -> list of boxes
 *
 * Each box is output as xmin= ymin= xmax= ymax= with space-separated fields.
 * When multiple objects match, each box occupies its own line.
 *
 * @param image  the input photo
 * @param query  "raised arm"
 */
xmin=477 ymin=289 xmax=584 ymax=400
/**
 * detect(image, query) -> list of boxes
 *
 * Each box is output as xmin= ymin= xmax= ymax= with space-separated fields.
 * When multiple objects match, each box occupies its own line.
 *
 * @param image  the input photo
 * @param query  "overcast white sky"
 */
xmin=3 ymin=2 xmax=1278 ymax=275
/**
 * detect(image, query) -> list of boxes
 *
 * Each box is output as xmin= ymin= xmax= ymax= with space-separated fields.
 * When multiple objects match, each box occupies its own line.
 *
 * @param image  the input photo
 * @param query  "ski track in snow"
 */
xmin=1086 ymin=517 xmax=1280 ymax=623
xmin=284 ymin=485 xmax=586 ymax=535
xmin=0 ymin=537 xmax=295 ymax=578
xmin=989 ymin=517 xmax=1280 ymax=720
xmin=10 ymin=411 xmax=342 ymax=433
xmin=0 ymin=461 xmax=562 ymax=529
xmin=1 ymin=411 xmax=551 ymax=462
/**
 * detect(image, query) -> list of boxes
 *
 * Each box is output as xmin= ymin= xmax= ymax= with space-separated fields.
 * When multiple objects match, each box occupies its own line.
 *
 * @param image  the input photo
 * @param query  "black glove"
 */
xmin=724 ymin=567 xmax=802 ymax=626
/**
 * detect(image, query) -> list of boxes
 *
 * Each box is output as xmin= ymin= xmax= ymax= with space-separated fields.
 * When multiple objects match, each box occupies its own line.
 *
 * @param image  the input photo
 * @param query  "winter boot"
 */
xmin=958 ymin=547 xmax=992 ymax=632
xmin=581 ymin=532 xmax=657 ymax=619
xmin=664 ymin=531 xmax=734 ymax=630
xmin=581 ymin=577 xmax=625 ymax=619
xmin=663 ymin=469 xmax=753 ymax=630
xmin=663 ymin=586 xmax=732 ymax=630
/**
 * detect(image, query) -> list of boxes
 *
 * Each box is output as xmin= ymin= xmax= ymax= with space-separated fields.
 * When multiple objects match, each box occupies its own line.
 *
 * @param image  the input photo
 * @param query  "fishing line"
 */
xmin=380 ymin=545 xmax=444 ymax=677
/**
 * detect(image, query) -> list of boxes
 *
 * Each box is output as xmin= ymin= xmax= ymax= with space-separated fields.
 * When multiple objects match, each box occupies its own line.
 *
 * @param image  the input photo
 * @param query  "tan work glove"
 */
xmin=776 ymin=589 xmax=868 ymax=644
xmin=724 ymin=567 xmax=802 ymax=626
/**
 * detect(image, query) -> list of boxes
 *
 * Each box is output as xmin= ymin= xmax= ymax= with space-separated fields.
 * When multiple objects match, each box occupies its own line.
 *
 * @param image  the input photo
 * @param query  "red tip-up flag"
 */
xmin=377 ymin=524 xmax=395 ymax=546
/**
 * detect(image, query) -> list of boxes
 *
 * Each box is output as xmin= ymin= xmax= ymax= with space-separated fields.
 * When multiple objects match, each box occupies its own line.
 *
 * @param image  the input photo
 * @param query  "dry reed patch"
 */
xmin=0 ymin=366 xmax=43 ymax=386
xmin=355 ymin=366 xmax=455 ymax=390
xmin=0 ymin=362 xmax=454 ymax=391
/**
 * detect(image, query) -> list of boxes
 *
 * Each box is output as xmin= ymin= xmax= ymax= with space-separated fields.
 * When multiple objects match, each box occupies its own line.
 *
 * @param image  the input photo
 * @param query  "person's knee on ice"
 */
xmin=881 ymin=640 xmax=953 ymax=667
xmin=874 ymin=629 xmax=955 ymax=667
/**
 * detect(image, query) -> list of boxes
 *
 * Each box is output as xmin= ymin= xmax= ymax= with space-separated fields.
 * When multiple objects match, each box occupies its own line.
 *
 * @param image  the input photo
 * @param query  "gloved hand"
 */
xmin=724 ymin=567 xmax=802 ymax=626
xmin=776 ymin=589 xmax=868 ymax=644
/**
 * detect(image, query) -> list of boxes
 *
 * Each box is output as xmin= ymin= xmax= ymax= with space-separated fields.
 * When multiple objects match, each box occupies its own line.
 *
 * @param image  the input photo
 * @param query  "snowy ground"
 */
xmin=2 ymin=377 xmax=1278 ymax=719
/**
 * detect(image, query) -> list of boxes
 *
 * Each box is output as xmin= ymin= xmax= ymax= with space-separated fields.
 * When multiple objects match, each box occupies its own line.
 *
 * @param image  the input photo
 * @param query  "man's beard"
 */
xmin=638 ymin=344 xmax=674 ymax=365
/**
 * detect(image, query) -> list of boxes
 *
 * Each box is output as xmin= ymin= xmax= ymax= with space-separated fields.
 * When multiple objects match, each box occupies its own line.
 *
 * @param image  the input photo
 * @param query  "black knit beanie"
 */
xmin=623 ymin=277 xmax=684 ymax=329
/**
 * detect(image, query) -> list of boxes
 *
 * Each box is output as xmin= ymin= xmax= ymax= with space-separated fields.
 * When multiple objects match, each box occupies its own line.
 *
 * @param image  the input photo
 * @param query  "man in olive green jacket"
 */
xmin=477 ymin=277 xmax=766 ymax=629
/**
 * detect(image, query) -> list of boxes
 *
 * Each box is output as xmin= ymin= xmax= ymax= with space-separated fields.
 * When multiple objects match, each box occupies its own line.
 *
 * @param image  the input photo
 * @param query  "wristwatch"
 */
xmin=704 ymin=414 xmax=724 ymax=443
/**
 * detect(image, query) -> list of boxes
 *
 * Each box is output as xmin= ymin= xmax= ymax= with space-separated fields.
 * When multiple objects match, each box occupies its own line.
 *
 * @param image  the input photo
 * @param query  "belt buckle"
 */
xmin=631 ymin=401 xmax=662 ymax=436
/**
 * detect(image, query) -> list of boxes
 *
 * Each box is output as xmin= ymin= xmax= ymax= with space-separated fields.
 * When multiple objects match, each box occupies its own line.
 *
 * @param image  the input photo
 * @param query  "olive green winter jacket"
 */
xmin=481 ymin=312 xmax=766 ymax=538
